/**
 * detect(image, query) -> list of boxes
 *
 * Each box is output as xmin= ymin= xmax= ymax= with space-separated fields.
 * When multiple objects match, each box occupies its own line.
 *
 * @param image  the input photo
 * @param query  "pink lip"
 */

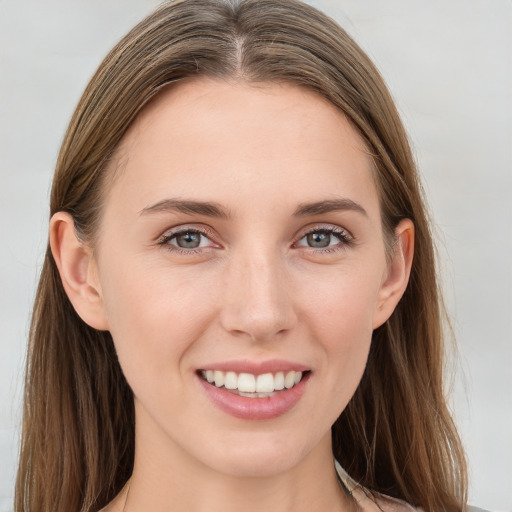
xmin=199 ymin=359 xmax=310 ymax=375
xmin=197 ymin=368 xmax=311 ymax=421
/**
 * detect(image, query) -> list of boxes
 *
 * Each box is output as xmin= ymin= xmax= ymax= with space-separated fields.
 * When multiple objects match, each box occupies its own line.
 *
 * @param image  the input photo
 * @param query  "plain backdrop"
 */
xmin=0 ymin=1 xmax=510 ymax=510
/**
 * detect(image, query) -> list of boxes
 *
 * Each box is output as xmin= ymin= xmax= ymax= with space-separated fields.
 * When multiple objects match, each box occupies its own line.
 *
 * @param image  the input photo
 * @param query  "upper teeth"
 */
xmin=201 ymin=370 xmax=303 ymax=393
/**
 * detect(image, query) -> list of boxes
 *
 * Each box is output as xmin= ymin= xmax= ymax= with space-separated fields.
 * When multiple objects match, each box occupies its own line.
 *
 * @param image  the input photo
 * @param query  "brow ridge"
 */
xmin=140 ymin=197 xmax=366 ymax=219
xmin=294 ymin=198 xmax=367 ymax=217
xmin=139 ymin=198 xmax=230 ymax=219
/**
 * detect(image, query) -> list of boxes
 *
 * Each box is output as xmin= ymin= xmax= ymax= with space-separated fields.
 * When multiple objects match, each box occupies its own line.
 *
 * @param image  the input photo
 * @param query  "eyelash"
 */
xmin=157 ymin=225 xmax=354 ymax=255
xmin=157 ymin=226 xmax=218 ymax=255
xmin=294 ymin=225 xmax=354 ymax=254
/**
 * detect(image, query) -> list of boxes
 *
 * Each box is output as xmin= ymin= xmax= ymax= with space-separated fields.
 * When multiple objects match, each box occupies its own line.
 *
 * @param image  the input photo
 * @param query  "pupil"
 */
xmin=177 ymin=232 xmax=201 ymax=248
xmin=307 ymin=232 xmax=330 ymax=248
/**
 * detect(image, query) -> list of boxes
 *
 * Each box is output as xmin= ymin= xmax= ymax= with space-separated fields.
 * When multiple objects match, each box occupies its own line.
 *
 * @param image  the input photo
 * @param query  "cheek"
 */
xmin=297 ymin=265 xmax=381 ymax=393
xmin=301 ymin=263 xmax=382 ymax=341
xmin=98 ymin=259 xmax=220 ymax=386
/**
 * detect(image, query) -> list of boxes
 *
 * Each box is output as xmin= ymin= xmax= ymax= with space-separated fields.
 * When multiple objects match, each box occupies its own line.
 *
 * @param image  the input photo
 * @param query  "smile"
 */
xmin=199 ymin=370 xmax=305 ymax=397
xmin=197 ymin=364 xmax=311 ymax=420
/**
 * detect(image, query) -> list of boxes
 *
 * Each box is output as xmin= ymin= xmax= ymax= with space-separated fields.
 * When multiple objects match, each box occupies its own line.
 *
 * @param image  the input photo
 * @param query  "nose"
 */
xmin=219 ymin=249 xmax=297 ymax=342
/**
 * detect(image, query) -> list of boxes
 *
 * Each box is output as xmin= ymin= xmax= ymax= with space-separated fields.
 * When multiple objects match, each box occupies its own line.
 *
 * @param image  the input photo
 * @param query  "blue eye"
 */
xmin=171 ymin=231 xmax=205 ymax=249
xmin=296 ymin=227 xmax=352 ymax=250
xmin=304 ymin=231 xmax=334 ymax=248
xmin=160 ymin=229 xmax=213 ymax=251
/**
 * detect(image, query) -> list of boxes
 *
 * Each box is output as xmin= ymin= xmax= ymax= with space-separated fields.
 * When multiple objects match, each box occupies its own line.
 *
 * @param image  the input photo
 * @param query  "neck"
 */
xmin=126 ymin=458 xmax=352 ymax=512
xmin=122 ymin=409 xmax=354 ymax=512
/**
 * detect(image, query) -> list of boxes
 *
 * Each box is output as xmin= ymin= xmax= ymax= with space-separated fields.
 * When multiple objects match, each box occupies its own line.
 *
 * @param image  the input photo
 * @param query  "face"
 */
xmin=87 ymin=78 xmax=402 ymax=478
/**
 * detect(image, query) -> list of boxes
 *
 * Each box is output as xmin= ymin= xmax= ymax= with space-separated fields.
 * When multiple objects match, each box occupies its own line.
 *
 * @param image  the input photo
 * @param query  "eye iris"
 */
xmin=307 ymin=231 xmax=331 ymax=248
xmin=175 ymin=232 xmax=201 ymax=248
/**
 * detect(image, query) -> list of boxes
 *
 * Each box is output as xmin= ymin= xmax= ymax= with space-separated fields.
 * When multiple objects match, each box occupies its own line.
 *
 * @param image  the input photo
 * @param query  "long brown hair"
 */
xmin=15 ymin=1 xmax=467 ymax=511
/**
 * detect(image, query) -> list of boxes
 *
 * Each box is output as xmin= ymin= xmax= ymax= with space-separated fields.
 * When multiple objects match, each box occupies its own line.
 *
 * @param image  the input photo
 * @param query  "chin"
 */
xmin=195 ymin=429 xmax=322 ymax=479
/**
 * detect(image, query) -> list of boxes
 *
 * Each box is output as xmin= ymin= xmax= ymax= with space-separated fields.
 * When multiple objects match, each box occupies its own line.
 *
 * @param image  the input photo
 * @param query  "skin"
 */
xmin=51 ymin=78 xmax=414 ymax=512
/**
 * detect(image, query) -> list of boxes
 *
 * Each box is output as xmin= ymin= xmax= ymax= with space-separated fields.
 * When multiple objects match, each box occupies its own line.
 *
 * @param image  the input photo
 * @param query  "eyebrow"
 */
xmin=293 ymin=198 xmax=367 ymax=217
xmin=139 ymin=198 xmax=231 ymax=219
xmin=139 ymin=197 xmax=367 ymax=219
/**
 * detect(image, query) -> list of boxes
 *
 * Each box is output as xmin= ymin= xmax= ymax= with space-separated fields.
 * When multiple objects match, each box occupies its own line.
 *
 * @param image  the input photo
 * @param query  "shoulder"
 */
xmin=96 ymin=495 xmax=124 ymax=512
xmin=373 ymin=494 xmax=422 ymax=511
xmin=97 ymin=503 xmax=123 ymax=512
xmin=335 ymin=460 xmax=421 ymax=511
xmin=354 ymin=488 xmax=422 ymax=512
xmin=97 ymin=505 xmax=115 ymax=512
xmin=334 ymin=462 xmax=491 ymax=512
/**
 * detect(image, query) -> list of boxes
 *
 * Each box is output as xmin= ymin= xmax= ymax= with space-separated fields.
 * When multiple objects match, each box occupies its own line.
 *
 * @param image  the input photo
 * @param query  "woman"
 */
xmin=15 ymin=0 xmax=471 ymax=511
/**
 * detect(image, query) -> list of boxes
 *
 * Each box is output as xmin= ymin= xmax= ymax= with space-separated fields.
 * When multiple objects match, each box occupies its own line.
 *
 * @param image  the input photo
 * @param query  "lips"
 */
xmin=197 ymin=360 xmax=311 ymax=420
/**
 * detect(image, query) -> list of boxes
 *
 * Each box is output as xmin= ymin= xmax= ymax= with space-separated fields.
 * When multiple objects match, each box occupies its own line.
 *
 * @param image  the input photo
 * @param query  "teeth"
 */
xmin=256 ymin=373 xmax=274 ymax=393
xmin=284 ymin=371 xmax=296 ymax=389
xmin=200 ymin=369 xmax=305 ymax=394
xmin=214 ymin=370 xmax=224 ymax=388
xmin=274 ymin=372 xmax=285 ymax=390
xmin=239 ymin=391 xmax=277 ymax=398
xmin=238 ymin=373 xmax=256 ymax=392
xmin=224 ymin=371 xmax=238 ymax=390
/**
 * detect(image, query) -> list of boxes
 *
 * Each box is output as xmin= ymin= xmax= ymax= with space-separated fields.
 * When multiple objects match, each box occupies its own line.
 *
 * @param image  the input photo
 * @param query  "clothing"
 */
xmin=335 ymin=461 xmax=490 ymax=512
xmin=335 ymin=460 xmax=420 ymax=511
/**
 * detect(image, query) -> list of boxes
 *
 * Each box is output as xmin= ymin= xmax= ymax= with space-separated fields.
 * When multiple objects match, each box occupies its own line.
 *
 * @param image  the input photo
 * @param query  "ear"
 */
xmin=49 ymin=212 xmax=109 ymax=330
xmin=372 ymin=219 xmax=415 ymax=329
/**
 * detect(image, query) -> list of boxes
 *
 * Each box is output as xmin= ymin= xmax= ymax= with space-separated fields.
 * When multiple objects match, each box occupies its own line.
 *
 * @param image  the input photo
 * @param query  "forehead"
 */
xmin=105 ymin=78 xmax=378 ymax=219
xmin=124 ymin=77 xmax=369 ymax=160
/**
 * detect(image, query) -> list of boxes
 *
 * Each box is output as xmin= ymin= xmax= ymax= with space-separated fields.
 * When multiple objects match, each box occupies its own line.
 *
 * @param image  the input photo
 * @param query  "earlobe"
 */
xmin=372 ymin=219 xmax=415 ymax=329
xmin=49 ymin=212 xmax=109 ymax=330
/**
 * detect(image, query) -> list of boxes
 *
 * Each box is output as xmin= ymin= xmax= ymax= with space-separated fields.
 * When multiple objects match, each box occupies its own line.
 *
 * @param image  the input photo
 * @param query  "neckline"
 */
xmin=334 ymin=460 xmax=419 ymax=511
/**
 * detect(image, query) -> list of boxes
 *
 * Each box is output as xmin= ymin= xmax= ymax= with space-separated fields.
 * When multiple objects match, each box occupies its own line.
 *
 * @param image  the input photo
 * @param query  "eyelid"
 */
xmin=157 ymin=224 xmax=220 ymax=250
xmin=292 ymin=223 xmax=355 ymax=253
xmin=294 ymin=223 xmax=354 ymax=243
xmin=155 ymin=222 xmax=354 ymax=254
xmin=158 ymin=223 xmax=215 ymax=239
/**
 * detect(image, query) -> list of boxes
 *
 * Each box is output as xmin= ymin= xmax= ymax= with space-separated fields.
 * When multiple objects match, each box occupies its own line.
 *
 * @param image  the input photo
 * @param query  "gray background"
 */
xmin=0 ymin=0 xmax=510 ymax=510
